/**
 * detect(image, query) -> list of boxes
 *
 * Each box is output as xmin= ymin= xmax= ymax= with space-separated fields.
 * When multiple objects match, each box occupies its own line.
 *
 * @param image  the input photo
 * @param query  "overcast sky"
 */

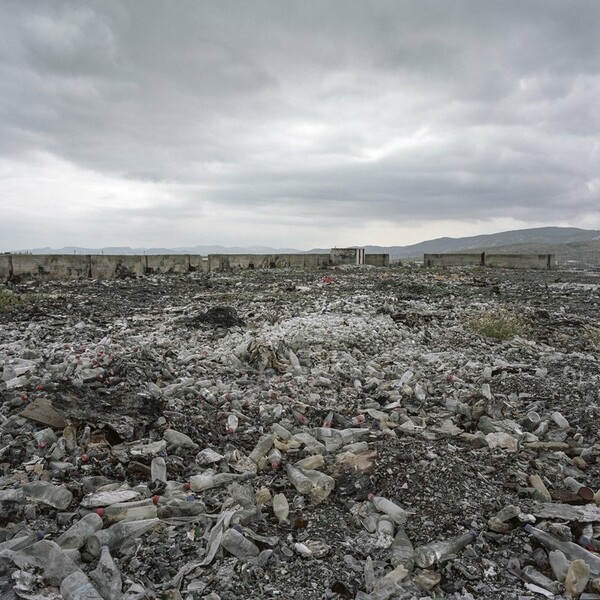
xmin=1 ymin=1 xmax=599 ymax=251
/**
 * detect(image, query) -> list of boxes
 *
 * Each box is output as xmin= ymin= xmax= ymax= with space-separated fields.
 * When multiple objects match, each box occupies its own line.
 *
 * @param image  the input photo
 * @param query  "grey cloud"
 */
xmin=1 ymin=0 xmax=599 ymax=249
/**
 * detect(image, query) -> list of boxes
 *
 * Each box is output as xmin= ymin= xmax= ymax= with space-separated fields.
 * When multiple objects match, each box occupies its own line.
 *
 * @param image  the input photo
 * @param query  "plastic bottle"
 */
xmin=563 ymin=476 xmax=594 ymax=501
xmin=4 ymin=530 xmax=46 ymax=552
xmin=322 ymin=411 xmax=334 ymax=428
xmin=272 ymin=422 xmax=291 ymax=440
xmin=376 ymin=515 xmax=395 ymax=539
xmin=77 ymin=423 xmax=90 ymax=445
xmin=86 ymin=518 xmax=160 ymax=557
xmin=580 ymin=535 xmax=600 ymax=552
xmin=414 ymin=530 xmax=477 ymax=568
xmin=102 ymin=499 xmax=158 ymax=523
xmin=22 ymin=481 xmax=73 ymax=510
xmin=528 ymin=474 xmax=552 ymax=502
xmin=286 ymin=464 xmax=313 ymax=494
xmin=221 ymin=528 xmax=259 ymax=558
xmin=564 ymin=559 xmax=590 ymax=599
xmin=524 ymin=525 xmax=600 ymax=575
xmin=150 ymin=457 xmax=167 ymax=484
xmin=551 ymin=411 xmax=570 ymax=429
xmin=549 ymin=550 xmax=569 ymax=582
xmin=156 ymin=496 xmax=206 ymax=519
xmin=226 ymin=414 xmax=238 ymax=433
xmin=311 ymin=427 xmax=345 ymax=451
xmin=248 ymin=434 xmax=274 ymax=464
xmin=189 ymin=470 xmax=253 ymax=492
xmin=60 ymin=570 xmax=104 ymax=600
xmin=295 ymin=454 xmax=325 ymax=470
xmin=56 ymin=513 xmax=104 ymax=549
xmin=272 ymin=493 xmax=289 ymax=524
xmin=368 ymin=494 xmax=410 ymax=525
xmin=63 ymin=422 xmax=78 ymax=452
xmin=390 ymin=525 xmax=414 ymax=571
xmin=521 ymin=566 xmax=563 ymax=595
xmin=300 ymin=468 xmax=335 ymax=502
xmin=90 ymin=545 xmax=122 ymax=600
xmin=263 ymin=448 xmax=279 ymax=471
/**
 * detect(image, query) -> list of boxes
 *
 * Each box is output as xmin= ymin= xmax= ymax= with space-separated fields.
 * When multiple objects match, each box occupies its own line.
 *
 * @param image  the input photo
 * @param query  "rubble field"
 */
xmin=1 ymin=265 xmax=599 ymax=600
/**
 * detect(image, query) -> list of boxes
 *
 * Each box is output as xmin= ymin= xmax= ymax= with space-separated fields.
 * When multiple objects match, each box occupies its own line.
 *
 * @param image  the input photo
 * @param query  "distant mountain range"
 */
xmin=13 ymin=226 xmax=600 ymax=264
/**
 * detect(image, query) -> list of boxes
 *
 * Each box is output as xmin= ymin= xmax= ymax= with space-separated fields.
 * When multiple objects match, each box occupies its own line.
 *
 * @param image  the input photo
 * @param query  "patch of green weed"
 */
xmin=0 ymin=287 xmax=31 ymax=312
xmin=466 ymin=308 xmax=527 ymax=340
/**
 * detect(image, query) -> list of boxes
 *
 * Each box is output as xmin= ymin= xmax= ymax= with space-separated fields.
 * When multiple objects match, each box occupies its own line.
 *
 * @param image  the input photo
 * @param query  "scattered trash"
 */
xmin=1 ymin=265 xmax=599 ymax=598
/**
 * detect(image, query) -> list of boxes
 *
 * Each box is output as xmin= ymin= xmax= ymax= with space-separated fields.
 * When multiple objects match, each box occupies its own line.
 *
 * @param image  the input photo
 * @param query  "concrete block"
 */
xmin=189 ymin=254 xmax=208 ymax=272
xmin=0 ymin=255 xmax=12 ymax=282
xmin=90 ymin=255 xmax=145 ymax=279
xmin=145 ymin=255 xmax=190 ymax=274
xmin=424 ymin=253 xmax=484 ymax=267
xmin=485 ymin=254 xmax=554 ymax=270
xmin=365 ymin=254 xmax=390 ymax=267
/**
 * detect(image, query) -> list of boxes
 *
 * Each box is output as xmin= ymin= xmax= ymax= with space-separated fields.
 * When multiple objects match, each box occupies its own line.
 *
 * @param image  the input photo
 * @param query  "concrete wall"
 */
xmin=330 ymin=248 xmax=364 ymax=265
xmin=207 ymin=253 xmax=332 ymax=270
xmin=0 ymin=255 xmax=13 ymax=282
xmin=424 ymin=253 xmax=484 ymax=267
xmin=365 ymin=254 xmax=390 ymax=267
xmin=145 ymin=254 xmax=190 ymax=274
xmin=11 ymin=254 xmax=91 ymax=280
xmin=1 ymin=249 xmax=390 ymax=282
xmin=424 ymin=252 xmax=555 ymax=270
xmin=485 ymin=253 xmax=555 ymax=270
xmin=90 ymin=255 xmax=145 ymax=279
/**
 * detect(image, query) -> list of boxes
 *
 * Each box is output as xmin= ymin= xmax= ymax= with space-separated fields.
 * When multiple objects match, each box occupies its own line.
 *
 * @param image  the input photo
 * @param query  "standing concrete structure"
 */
xmin=1 ymin=248 xmax=390 ymax=281
xmin=424 ymin=252 xmax=555 ymax=270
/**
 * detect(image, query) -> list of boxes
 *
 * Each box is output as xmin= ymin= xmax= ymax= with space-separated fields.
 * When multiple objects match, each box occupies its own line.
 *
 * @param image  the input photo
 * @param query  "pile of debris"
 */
xmin=0 ymin=266 xmax=599 ymax=599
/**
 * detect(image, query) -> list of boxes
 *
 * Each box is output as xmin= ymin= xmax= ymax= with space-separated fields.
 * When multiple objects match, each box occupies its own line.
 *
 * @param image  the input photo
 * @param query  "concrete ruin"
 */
xmin=424 ymin=252 xmax=556 ymax=270
xmin=0 ymin=248 xmax=389 ymax=282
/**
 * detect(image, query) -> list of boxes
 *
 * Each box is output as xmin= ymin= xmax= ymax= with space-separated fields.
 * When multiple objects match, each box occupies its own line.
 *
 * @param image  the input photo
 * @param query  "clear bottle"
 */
xmin=300 ymin=468 xmax=335 ymax=502
xmin=90 ymin=545 xmax=122 ymax=600
xmin=156 ymin=496 xmax=206 ymax=518
xmin=268 ymin=447 xmax=282 ymax=469
xmin=286 ymin=464 xmax=313 ymax=494
xmin=564 ymin=559 xmax=590 ymax=599
xmin=226 ymin=414 xmax=238 ymax=433
xmin=368 ymin=494 xmax=409 ymax=525
xmin=63 ymin=421 xmax=78 ymax=452
xmin=295 ymin=454 xmax=324 ymax=470
xmin=56 ymin=513 xmax=104 ymax=549
xmin=524 ymin=524 xmax=600 ymax=575
xmin=521 ymin=565 xmax=563 ymax=595
xmin=248 ymin=434 xmax=274 ymax=464
xmin=22 ymin=481 xmax=73 ymax=510
xmin=102 ymin=499 xmax=157 ymax=523
xmin=189 ymin=470 xmax=253 ymax=492
xmin=60 ymin=570 xmax=104 ymax=600
xmin=322 ymin=411 xmax=334 ymax=428
xmin=272 ymin=493 xmax=289 ymax=524
xmin=549 ymin=549 xmax=569 ymax=582
xmin=414 ymin=530 xmax=477 ymax=568
xmin=86 ymin=518 xmax=159 ymax=557
xmin=221 ymin=528 xmax=259 ymax=558
xmin=376 ymin=516 xmax=395 ymax=542
xmin=150 ymin=457 xmax=167 ymax=484
xmin=390 ymin=525 xmax=414 ymax=571
xmin=4 ymin=530 xmax=45 ymax=552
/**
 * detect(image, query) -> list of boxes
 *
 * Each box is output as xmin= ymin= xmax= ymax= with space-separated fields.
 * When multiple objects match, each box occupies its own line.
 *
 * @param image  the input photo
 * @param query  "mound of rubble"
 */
xmin=0 ymin=265 xmax=599 ymax=599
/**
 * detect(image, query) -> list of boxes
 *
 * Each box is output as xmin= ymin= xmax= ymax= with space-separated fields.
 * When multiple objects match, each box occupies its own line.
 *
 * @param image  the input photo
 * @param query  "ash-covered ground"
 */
xmin=1 ymin=265 xmax=599 ymax=600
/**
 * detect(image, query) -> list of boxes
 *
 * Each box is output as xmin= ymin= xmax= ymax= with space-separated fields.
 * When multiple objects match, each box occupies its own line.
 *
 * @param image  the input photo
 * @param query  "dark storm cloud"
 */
xmin=1 ymin=0 xmax=599 ymax=249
